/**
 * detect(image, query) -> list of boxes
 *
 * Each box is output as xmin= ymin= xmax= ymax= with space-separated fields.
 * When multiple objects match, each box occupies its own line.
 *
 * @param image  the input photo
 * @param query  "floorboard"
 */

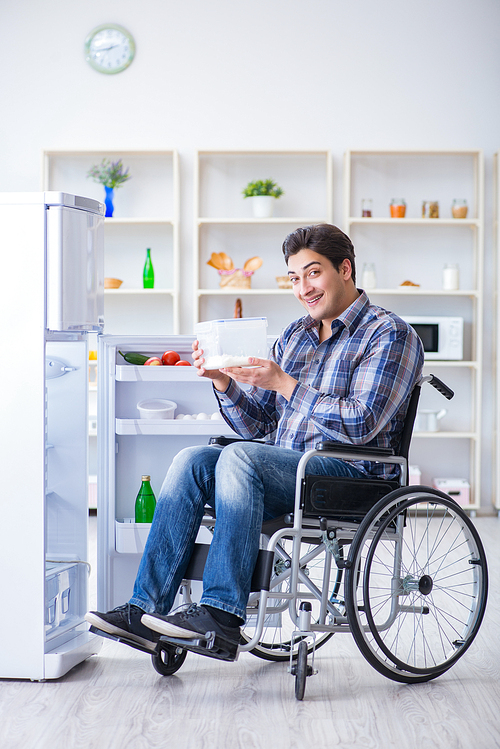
xmin=1 ymin=515 xmax=499 ymax=749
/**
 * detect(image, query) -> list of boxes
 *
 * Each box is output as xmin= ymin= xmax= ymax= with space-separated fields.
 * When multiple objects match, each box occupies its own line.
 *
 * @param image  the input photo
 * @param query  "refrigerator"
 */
xmin=0 ymin=192 xmax=104 ymax=680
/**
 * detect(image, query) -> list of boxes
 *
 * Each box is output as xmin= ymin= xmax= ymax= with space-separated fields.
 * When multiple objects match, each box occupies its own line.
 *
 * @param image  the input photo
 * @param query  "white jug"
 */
xmin=415 ymin=409 xmax=447 ymax=432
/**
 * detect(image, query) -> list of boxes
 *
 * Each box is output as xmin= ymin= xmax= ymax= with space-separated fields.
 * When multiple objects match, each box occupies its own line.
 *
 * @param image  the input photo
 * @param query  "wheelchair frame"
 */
xmin=128 ymin=375 xmax=490 ymax=700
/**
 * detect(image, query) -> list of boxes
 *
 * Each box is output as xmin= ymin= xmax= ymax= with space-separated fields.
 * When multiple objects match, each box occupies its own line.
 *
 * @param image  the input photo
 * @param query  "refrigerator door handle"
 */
xmin=45 ymin=357 xmax=79 ymax=379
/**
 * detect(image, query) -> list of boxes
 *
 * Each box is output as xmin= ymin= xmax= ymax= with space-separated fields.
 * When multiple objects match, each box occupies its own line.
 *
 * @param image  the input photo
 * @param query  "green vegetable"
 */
xmin=119 ymin=350 xmax=150 ymax=365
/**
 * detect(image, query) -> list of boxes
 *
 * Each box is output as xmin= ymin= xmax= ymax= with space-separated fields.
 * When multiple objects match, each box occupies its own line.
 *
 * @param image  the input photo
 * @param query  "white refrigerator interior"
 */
xmin=0 ymin=192 xmax=104 ymax=680
xmin=97 ymin=335 xmax=239 ymax=611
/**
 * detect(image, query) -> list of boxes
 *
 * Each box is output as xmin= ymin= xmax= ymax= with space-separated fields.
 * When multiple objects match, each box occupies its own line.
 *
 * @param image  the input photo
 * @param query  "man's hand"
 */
xmin=220 ymin=357 xmax=298 ymax=401
xmin=192 ymin=340 xmax=231 ymax=392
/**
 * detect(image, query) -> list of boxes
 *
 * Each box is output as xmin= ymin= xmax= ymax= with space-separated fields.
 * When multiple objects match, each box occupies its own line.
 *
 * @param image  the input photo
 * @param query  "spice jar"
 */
xmin=361 ymin=199 xmax=372 ymax=218
xmin=390 ymin=199 xmax=406 ymax=218
xmin=452 ymin=199 xmax=468 ymax=219
xmin=422 ymin=201 xmax=439 ymax=219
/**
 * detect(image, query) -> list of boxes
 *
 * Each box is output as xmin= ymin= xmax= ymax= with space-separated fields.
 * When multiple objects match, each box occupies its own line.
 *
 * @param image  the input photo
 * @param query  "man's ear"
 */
xmin=341 ymin=258 xmax=352 ymax=280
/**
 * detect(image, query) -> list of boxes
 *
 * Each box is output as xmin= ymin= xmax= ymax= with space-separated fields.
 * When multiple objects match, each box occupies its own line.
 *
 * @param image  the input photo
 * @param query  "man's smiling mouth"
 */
xmin=304 ymin=294 xmax=323 ymax=306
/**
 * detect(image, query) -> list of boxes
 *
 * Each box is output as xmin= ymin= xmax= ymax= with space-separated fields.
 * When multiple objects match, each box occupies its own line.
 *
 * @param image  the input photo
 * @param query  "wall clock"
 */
xmin=84 ymin=24 xmax=136 ymax=74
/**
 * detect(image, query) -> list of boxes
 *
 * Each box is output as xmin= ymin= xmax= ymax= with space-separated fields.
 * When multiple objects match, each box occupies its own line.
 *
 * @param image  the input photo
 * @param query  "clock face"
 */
xmin=85 ymin=24 xmax=135 ymax=74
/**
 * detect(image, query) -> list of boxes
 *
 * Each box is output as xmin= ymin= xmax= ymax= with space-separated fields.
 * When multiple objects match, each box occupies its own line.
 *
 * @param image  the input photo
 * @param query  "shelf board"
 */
xmin=104 ymin=288 xmax=175 ymax=295
xmin=104 ymin=217 xmax=175 ymax=225
xmin=116 ymin=418 xmax=236 ymax=436
xmin=197 ymin=288 xmax=293 ymax=296
xmin=197 ymin=217 xmax=327 ymax=225
xmin=365 ymin=288 xmax=478 ymax=297
xmin=422 ymin=360 xmax=478 ymax=368
xmin=115 ymin=364 xmax=199 ymax=381
xmin=412 ymin=431 xmax=477 ymax=439
xmin=348 ymin=217 xmax=480 ymax=227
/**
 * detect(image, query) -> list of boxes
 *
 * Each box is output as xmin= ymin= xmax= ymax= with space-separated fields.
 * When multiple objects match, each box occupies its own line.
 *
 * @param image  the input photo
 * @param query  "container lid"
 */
xmin=194 ymin=316 xmax=267 ymax=332
xmin=142 ymin=475 xmax=151 ymax=481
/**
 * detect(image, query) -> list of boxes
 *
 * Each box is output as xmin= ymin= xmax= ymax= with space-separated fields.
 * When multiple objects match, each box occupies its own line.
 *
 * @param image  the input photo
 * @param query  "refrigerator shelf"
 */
xmin=115 ymin=364 xmax=199 ymax=381
xmin=115 ymin=418 xmax=237 ymax=436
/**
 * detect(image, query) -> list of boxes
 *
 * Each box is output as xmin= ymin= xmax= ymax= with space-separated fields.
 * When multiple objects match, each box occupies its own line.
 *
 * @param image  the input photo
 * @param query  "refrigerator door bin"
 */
xmin=116 ymin=519 xmax=152 ymax=554
xmin=45 ymin=561 xmax=86 ymax=641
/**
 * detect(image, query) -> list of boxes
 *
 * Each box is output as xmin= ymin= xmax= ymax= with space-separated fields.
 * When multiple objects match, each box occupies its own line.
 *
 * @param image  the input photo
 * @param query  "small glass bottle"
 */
xmin=452 ymin=199 xmax=468 ymax=219
xmin=390 ymin=199 xmax=406 ymax=218
xmin=443 ymin=263 xmax=459 ymax=290
xmin=135 ymin=475 xmax=156 ymax=523
xmin=143 ymin=248 xmax=155 ymax=288
xmin=362 ymin=262 xmax=377 ymax=289
xmin=361 ymin=198 xmax=372 ymax=217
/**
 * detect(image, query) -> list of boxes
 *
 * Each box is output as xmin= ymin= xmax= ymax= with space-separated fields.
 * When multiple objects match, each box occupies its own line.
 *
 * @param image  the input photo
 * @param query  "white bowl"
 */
xmin=137 ymin=399 xmax=177 ymax=419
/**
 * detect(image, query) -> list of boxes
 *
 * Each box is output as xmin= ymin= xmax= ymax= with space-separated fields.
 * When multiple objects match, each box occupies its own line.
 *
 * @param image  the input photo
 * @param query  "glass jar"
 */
xmin=362 ymin=262 xmax=377 ymax=289
xmin=452 ymin=199 xmax=468 ymax=219
xmin=361 ymin=198 xmax=372 ymax=218
xmin=422 ymin=201 xmax=439 ymax=219
xmin=390 ymin=199 xmax=406 ymax=218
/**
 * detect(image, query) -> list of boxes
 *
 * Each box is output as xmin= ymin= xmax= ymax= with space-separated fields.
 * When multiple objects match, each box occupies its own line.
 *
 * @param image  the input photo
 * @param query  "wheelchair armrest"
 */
xmin=315 ymin=441 xmax=395 ymax=458
xmin=208 ymin=436 xmax=266 ymax=447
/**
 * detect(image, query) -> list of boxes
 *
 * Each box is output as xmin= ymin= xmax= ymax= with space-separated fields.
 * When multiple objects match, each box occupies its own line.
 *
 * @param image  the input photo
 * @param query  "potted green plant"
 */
xmin=242 ymin=179 xmax=284 ymax=218
xmin=87 ymin=159 xmax=132 ymax=217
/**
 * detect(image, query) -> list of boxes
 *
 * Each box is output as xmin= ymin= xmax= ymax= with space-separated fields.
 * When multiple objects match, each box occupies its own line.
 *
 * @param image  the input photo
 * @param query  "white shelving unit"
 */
xmin=344 ymin=149 xmax=484 ymax=511
xmin=194 ymin=150 xmax=332 ymax=334
xmin=42 ymin=149 xmax=180 ymax=335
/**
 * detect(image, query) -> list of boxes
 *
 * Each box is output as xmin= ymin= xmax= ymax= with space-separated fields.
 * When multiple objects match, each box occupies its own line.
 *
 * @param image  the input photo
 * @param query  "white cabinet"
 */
xmin=344 ymin=149 xmax=484 ymax=510
xmin=494 ymin=151 xmax=500 ymax=513
xmin=97 ymin=334 xmax=237 ymax=610
xmin=194 ymin=150 xmax=332 ymax=334
xmin=42 ymin=150 xmax=180 ymax=335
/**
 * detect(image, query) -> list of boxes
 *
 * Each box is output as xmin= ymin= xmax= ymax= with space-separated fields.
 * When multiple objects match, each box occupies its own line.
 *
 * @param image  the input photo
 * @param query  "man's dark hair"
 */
xmin=282 ymin=224 xmax=357 ymax=285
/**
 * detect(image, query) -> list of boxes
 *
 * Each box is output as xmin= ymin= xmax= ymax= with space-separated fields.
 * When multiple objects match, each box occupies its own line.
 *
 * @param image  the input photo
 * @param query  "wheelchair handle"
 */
xmin=421 ymin=374 xmax=454 ymax=401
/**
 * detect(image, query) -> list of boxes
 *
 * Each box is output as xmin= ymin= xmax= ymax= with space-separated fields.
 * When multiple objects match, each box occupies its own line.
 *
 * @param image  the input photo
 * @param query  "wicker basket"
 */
xmin=219 ymin=270 xmax=252 ymax=289
xmin=104 ymin=277 xmax=123 ymax=289
xmin=276 ymin=275 xmax=292 ymax=289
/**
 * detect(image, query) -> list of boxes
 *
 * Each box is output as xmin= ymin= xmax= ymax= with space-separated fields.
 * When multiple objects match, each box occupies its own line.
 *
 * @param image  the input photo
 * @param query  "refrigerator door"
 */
xmin=46 ymin=199 xmax=104 ymax=332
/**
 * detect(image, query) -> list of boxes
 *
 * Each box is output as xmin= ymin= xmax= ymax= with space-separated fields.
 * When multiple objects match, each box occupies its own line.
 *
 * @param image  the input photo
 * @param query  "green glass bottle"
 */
xmin=143 ymin=248 xmax=154 ymax=288
xmin=135 ymin=475 xmax=156 ymax=523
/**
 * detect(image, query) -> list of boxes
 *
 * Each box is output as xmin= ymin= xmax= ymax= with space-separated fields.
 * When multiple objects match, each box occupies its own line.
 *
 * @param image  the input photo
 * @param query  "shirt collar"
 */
xmin=302 ymin=290 xmax=370 ymax=338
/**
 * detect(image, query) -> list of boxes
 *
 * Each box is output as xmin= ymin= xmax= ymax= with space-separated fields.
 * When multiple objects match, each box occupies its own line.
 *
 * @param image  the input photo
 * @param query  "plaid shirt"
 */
xmin=216 ymin=291 xmax=424 ymax=479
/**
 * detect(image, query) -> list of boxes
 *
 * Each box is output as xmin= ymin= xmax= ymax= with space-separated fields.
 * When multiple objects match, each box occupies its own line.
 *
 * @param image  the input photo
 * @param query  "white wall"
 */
xmin=2 ymin=0 xmax=500 ymax=507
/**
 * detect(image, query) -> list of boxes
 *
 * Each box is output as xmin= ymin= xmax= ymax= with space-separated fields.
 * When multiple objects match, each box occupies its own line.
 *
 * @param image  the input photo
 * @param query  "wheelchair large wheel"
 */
xmin=240 ymin=535 xmax=344 ymax=661
xmin=345 ymin=487 xmax=488 ymax=684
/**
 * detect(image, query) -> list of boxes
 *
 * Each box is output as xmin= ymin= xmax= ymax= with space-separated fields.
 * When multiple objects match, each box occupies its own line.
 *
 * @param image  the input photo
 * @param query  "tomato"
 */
xmin=175 ymin=360 xmax=191 ymax=366
xmin=144 ymin=357 xmax=162 ymax=366
xmin=162 ymin=350 xmax=181 ymax=366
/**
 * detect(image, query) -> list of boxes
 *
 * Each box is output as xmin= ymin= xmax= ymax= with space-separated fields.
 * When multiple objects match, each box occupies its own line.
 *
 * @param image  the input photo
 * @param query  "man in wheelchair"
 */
xmin=86 ymin=223 xmax=424 ymax=658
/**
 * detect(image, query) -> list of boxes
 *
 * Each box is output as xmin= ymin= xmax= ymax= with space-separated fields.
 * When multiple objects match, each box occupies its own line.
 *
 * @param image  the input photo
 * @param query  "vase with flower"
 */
xmin=86 ymin=159 xmax=132 ymax=217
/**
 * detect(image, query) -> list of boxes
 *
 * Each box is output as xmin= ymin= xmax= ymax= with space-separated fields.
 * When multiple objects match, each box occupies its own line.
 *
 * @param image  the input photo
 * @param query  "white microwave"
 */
xmin=402 ymin=316 xmax=464 ymax=360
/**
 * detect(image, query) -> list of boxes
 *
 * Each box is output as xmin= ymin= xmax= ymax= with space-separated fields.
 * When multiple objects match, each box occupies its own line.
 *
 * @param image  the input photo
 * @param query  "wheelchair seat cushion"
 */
xmin=302 ymin=474 xmax=400 ymax=520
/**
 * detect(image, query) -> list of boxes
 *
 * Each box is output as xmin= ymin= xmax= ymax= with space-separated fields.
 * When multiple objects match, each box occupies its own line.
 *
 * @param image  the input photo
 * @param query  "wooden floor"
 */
xmin=1 ymin=515 xmax=499 ymax=749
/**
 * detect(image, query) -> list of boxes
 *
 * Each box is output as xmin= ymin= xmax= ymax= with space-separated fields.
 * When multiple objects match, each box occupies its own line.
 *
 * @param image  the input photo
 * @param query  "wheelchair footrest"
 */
xmin=158 ymin=631 xmax=239 ymax=662
xmin=88 ymin=624 xmax=158 ymax=655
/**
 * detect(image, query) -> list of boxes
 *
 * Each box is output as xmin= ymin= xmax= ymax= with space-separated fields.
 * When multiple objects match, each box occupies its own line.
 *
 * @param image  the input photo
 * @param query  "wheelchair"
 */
xmin=112 ymin=374 xmax=490 ymax=700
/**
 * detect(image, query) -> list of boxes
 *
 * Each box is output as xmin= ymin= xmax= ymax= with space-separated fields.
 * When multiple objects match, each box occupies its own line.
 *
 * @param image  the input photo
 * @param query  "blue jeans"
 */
xmin=129 ymin=441 xmax=365 ymax=621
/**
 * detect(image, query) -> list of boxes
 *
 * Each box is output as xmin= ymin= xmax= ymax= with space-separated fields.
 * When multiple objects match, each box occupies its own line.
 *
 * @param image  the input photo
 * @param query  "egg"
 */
xmin=175 ymin=414 xmax=186 ymax=420
xmin=183 ymin=414 xmax=194 ymax=420
xmin=196 ymin=412 xmax=209 ymax=420
xmin=211 ymin=412 xmax=222 ymax=420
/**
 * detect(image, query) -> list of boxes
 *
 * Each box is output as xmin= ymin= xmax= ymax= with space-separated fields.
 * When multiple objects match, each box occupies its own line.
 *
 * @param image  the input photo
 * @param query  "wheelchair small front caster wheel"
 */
xmin=152 ymin=643 xmax=187 ymax=676
xmin=295 ymin=640 xmax=308 ymax=700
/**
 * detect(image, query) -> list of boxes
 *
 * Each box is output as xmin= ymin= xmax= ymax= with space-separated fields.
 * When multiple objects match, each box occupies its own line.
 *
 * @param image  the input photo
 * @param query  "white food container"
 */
xmin=194 ymin=317 xmax=268 ymax=369
xmin=137 ymin=399 xmax=177 ymax=419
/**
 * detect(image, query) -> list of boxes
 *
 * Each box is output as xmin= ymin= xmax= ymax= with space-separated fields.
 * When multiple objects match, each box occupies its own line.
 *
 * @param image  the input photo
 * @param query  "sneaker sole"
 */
xmin=85 ymin=612 xmax=157 ymax=652
xmin=142 ymin=613 xmax=204 ymax=639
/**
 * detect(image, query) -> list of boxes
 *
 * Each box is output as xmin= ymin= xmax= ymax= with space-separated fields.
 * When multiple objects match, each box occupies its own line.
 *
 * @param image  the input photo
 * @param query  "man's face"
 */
xmin=287 ymin=248 xmax=354 ymax=328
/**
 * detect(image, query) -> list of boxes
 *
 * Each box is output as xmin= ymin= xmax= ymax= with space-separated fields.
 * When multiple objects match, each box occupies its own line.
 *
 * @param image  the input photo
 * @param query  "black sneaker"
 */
xmin=85 ymin=604 xmax=160 ymax=652
xmin=142 ymin=604 xmax=240 ymax=646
